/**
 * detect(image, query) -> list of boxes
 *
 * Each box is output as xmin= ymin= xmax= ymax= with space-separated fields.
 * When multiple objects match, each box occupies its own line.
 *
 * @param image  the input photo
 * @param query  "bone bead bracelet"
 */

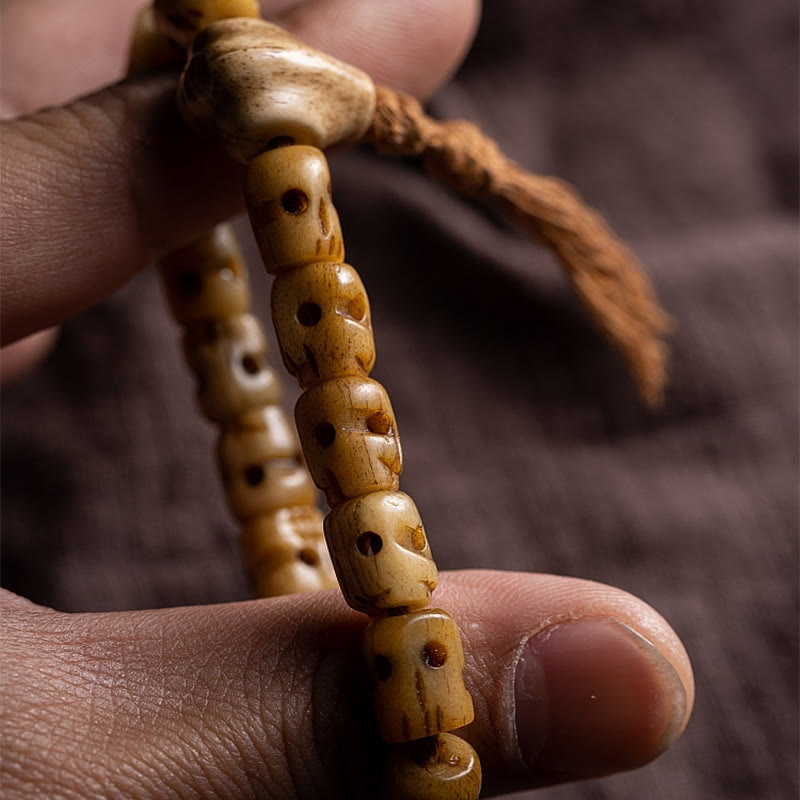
xmin=130 ymin=3 xmax=674 ymax=796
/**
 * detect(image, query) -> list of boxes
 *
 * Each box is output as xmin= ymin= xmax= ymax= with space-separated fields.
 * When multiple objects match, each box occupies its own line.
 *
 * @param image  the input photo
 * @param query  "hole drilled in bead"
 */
xmin=177 ymin=271 xmax=202 ymax=296
xmin=313 ymin=422 xmax=336 ymax=448
xmin=412 ymin=526 xmax=427 ymax=551
xmin=373 ymin=655 xmax=392 ymax=681
xmin=298 ymin=547 xmax=319 ymax=566
xmin=281 ymin=188 xmax=309 ymax=215
xmin=422 ymin=640 xmax=448 ymax=669
xmin=244 ymin=465 xmax=265 ymax=486
xmin=266 ymin=136 xmax=295 ymax=150
xmin=366 ymin=411 xmax=392 ymax=435
xmin=348 ymin=294 xmax=367 ymax=321
xmin=356 ymin=531 xmax=383 ymax=556
xmin=296 ymin=302 xmax=322 ymax=327
xmin=241 ymin=354 xmax=263 ymax=374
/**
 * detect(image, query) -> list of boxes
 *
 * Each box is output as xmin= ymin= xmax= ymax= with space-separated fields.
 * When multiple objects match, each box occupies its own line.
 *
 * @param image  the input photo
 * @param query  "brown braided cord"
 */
xmin=364 ymin=85 xmax=673 ymax=407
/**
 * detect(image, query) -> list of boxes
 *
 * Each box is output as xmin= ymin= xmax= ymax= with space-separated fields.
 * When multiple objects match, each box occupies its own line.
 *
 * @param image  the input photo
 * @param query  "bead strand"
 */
xmin=128 ymin=4 xmax=337 ymax=597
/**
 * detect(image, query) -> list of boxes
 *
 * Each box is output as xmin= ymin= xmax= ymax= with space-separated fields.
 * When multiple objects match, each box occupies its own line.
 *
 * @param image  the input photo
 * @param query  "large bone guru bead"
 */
xmin=178 ymin=17 xmax=376 ymax=161
xmin=153 ymin=0 xmax=260 ymax=48
xmin=363 ymin=609 xmax=474 ymax=743
xmin=271 ymin=261 xmax=375 ymax=388
xmin=159 ymin=225 xmax=250 ymax=324
xmin=294 ymin=377 xmax=403 ymax=507
xmin=241 ymin=507 xmax=337 ymax=596
xmin=246 ymin=146 xmax=344 ymax=274
xmin=382 ymin=734 xmax=482 ymax=800
xmin=182 ymin=313 xmax=282 ymax=422
xmin=217 ymin=407 xmax=316 ymax=521
xmin=324 ymin=491 xmax=437 ymax=615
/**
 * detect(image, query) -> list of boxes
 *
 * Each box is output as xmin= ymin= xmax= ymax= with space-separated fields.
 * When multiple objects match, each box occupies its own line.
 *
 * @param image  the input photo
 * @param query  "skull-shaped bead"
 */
xmin=294 ymin=377 xmax=403 ymax=507
xmin=217 ymin=406 xmax=317 ymax=521
xmin=159 ymin=225 xmax=250 ymax=324
xmin=246 ymin=146 xmax=344 ymax=274
xmin=382 ymin=733 xmax=482 ymax=800
xmin=271 ymin=261 xmax=375 ymax=388
xmin=241 ymin=506 xmax=338 ymax=596
xmin=324 ymin=491 xmax=437 ymax=615
xmin=153 ymin=0 xmax=260 ymax=48
xmin=182 ymin=313 xmax=282 ymax=423
xmin=363 ymin=608 xmax=475 ymax=743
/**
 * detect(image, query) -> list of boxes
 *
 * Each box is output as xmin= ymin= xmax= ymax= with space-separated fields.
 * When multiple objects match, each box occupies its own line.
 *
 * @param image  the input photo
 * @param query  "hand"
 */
xmin=0 ymin=2 xmax=693 ymax=797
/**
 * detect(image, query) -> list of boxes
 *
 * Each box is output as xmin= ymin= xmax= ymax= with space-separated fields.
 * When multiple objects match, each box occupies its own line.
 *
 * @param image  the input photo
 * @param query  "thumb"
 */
xmin=1 ymin=571 xmax=693 ymax=798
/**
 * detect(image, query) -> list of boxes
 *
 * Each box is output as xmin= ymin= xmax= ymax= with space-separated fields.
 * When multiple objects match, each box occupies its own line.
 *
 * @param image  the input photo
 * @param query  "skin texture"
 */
xmin=0 ymin=2 xmax=694 ymax=797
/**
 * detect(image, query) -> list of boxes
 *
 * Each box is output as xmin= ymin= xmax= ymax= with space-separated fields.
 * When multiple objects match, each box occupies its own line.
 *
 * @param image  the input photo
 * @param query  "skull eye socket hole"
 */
xmin=313 ymin=422 xmax=336 ymax=448
xmin=348 ymin=294 xmax=367 ymax=322
xmin=373 ymin=655 xmax=392 ymax=681
xmin=177 ymin=271 xmax=202 ymax=296
xmin=281 ymin=188 xmax=309 ymax=215
xmin=298 ymin=547 xmax=320 ymax=566
xmin=241 ymin=354 xmax=263 ymax=374
xmin=266 ymin=135 xmax=295 ymax=150
xmin=366 ymin=411 xmax=392 ymax=435
xmin=296 ymin=302 xmax=322 ymax=327
xmin=422 ymin=641 xmax=448 ymax=669
xmin=356 ymin=531 xmax=383 ymax=556
xmin=412 ymin=526 xmax=427 ymax=551
xmin=244 ymin=465 xmax=265 ymax=486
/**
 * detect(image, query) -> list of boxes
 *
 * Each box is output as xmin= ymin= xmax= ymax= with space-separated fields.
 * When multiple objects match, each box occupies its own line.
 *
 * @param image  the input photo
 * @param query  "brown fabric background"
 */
xmin=2 ymin=1 xmax=797 ymax=798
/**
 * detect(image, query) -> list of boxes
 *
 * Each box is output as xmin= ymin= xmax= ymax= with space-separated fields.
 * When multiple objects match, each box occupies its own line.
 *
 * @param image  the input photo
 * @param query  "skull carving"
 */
xmin=363 ymin=608 xmax=475 ymax=743
xmin=153 ymin=0 xmax=260 ymax=48
xmin=271 ymin=262 xmax=375 ymax=388
xmin=182 ymin=313 xmax=282 ymax=423
xmin=241 ymin=506 xmax=338 ymax=596
xmin=294 ymin=377 xmax=403 ymax=507
xmin=246 ymin=145 xmax=344 ymax=274
xmin=159 ymin=225 xmax=250 ymax=324
xmin=217 ymin=406 xmax=316 ymax=521
xmin=324 ymin=491 xmax=437 ymax=615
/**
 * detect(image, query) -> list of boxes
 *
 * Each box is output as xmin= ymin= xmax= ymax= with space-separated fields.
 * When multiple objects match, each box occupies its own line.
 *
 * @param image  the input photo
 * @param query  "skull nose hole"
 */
xmin=373 ymin=655 xmax=392 ymax=681
xmin=244 ymin=465 xmax=265 ymax=486
xmin=296 ymin=302 xmax=322 ymax=327
xmin=356 ymin=531 xmax=383 ymax=556
xmin=266 ymin=135 xmax=295 ymax=150
xmin=422 ymin=641 xmax=448 ymax=669
xmin=241 ymin=354 xmax=263 ymax=374
xmin=367 ymin=411 xmax=392 ymax=435
xmin=281 ymin=188 xmax=309 ymax=215
xmin=313 ymin=422 xmax=336 ymax=448
xmin=298 ymin=547 xmax=319 ymax=566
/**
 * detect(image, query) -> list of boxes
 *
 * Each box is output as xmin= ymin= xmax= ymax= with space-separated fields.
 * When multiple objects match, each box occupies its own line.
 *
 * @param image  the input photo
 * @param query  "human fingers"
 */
xmin=0 ymin=0 xmax=480 ymax=346
xmin=1 ymin=570 xmax=693 ymax=798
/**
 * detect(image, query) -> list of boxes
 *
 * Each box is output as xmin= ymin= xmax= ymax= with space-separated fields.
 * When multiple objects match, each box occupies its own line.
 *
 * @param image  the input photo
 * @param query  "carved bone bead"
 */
xmin=271 ymin=261 xmax=375 ymax=388
xmin=242 ymin=506 xmax=338 ymax=596
xmin=294 ymin=377 xmax=402 ymax=508
xmin=159 ymin=225 xmax=251 ymax=324
xmin=246 ymin=146 xmax=344 ymax=274
xmin=324 ymin=491 xmax=437 ymax=615
xmin=217 ymin=406 xmax=316 ymax=521
xmin=153 ymin=0 xmax=260 ymax=49
xmin=182 ymin=313 xmax=282 ymax=423
xmin=382 ymin=734 xmax=482 ymax=800
xmin=178 ymin=17 xmax=376 ymax=162
xmin=363 ymin=609 xmax=474 ymax=743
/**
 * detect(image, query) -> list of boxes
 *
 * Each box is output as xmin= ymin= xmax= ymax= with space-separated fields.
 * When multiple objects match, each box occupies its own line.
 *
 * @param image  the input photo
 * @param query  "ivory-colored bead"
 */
xmin=271 ymin=261 xmax=375 ymax=388
xmin=294 ymin=377 xmax=402 ymax=507
xmin=217 ymin=406 xmax=316 ymax=521
xmin=382 ymin=734 xmax=482 ymax=800
xmin=324 ymin=491 xmax=437 ymax=615
xmin=153 ymin=0 xmax=260 ymax=48
xmin=159 ymin=225 xmax=251 ymax=324
xmin=182 ymin=314 xmax=282 ymax=423
xmin=363 ymin=609 xmax=474 ymax=743
xmin=246 ymin=146 xmax=344 ymax=274
xmin=127 ymin=6 xmax=184 ymax=76
xmin=178 ymin=17 xmax=376 ymax=161
xmin=242 ymin=507 xmax=338 ymax=596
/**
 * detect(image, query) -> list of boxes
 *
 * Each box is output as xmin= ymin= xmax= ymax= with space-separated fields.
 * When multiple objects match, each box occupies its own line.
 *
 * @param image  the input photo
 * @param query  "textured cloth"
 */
xmin=2 ymin=1 xmax=797 ymax=798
